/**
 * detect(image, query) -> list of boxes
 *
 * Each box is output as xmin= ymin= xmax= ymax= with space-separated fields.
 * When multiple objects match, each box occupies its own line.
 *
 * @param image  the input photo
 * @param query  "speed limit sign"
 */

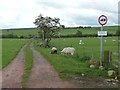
xmin=98 ymin=15 xmax=108 ymax=26
xmin=98 ymin=15 xmax=108 ymax=66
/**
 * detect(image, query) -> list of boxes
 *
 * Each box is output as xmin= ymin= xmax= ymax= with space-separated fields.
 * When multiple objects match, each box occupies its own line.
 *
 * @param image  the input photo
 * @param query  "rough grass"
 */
xmin=2 ymin=39 xmax=28 ymax=69
xmin=21 ymin=43 xmax=33 ymax=88
xmin=34 ymin=37 xmax=118 ymax=79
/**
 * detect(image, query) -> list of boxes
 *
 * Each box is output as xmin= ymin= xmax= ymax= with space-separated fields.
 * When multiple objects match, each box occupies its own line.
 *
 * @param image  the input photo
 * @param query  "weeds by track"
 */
xmin=21 ymin=42 xmax=33 ymax=88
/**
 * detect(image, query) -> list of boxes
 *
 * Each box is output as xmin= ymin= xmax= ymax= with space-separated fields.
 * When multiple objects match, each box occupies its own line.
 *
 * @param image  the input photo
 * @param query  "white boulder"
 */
xmin=108 ymin=70 xmax=115 ymax=77
xmin=90 ymin=65 xmax=95 ymax=68
xmin=99 ymin=66 xmax=104 ymax=70
xmin=81 ymin=73 xmax=85 ymax=76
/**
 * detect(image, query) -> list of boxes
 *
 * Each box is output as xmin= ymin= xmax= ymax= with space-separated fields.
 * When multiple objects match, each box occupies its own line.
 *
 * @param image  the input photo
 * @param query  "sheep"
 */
xmin=51 ymin=47 xmax=57 ymax=54
xmin=61 ymin=47 xmax=75 ymax=55
xmin=112 ymin=39 xmax=116 ymax=42
xmin=104 ymin=40 xmax=107 ymax=42
xmin=80 ymin=40 xmax=82 ymax=42
xmin=79 ymin=40 xmax=84 ymax=44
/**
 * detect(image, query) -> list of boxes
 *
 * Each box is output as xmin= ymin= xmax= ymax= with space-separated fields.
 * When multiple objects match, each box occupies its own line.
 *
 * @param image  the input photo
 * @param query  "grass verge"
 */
xmin=2 ymin=39 xmax=28 ymax=69
xmin=21 ymin=43 xmax=33 ymax=88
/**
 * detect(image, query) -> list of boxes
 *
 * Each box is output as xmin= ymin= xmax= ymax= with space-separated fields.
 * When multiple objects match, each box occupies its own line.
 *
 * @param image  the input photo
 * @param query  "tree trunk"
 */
xmin=42 ymin=30 xmax=46 ymax=47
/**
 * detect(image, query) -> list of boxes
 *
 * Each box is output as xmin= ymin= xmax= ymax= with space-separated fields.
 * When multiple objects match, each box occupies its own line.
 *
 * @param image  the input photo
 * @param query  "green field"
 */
xmin=34 ymin=36 xmax=118 ymax=79
xmin=2 ymin=26 xmax=118 ymax=37
xmin=2 ymin=39 xmax=28 ymax=68
xmin=0 ymin=39 xmax=2 ymax=69
xmin=59 ymin=26 xmax=117 ymax=35
xmin=2 ymin=29 xmax=38 ymax=37
xmin=51 ymin=37 xmax=118 ymax=59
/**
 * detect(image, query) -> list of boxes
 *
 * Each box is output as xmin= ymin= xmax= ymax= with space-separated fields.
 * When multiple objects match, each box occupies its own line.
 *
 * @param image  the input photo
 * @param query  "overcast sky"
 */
xmin=0 ymin=0 xmax=119 ymax=29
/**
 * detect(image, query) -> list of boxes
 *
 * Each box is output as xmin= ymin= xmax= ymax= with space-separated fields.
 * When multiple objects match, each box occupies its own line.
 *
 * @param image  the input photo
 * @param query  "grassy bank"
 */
xmin=21 ymin=43 xmax=33 ymax=88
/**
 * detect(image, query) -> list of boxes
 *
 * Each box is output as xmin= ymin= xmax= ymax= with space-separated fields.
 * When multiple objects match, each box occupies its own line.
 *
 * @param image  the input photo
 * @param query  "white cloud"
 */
xmin=0 ymin=0 xmax=119 ymax=29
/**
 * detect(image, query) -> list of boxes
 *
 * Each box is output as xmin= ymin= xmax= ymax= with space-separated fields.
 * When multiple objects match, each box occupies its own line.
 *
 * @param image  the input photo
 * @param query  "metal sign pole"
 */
xmin=100 ymin=26 xmax=103 ymax=66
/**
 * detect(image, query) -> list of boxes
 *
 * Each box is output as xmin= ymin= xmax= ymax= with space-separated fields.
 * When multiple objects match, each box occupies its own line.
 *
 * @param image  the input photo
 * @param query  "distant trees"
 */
xmin=33 ymin=14 xmax=61 ymax=47
xmin=2 ymin=34 xmax=18 ymax=38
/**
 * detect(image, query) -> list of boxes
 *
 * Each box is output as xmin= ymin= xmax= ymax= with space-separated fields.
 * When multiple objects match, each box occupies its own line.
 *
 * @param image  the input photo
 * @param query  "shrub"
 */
xmin=80 ymin=55 xmax=91 ymax=61
xmin=88 ymin=59 xmax=99 ymax=68
xmin=75 ymin=30 xmax=82 ymax=36
xmin=2 ymin=34 xmax=18 ymax=38
xmin=19 ymin=35 xmax=26 ymax=39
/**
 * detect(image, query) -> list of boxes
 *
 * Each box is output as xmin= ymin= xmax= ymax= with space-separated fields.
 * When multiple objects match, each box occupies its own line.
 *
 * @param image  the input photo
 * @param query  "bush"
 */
xmin=19 ymin=35 xmax=26 ymax=39
xmin=80 ymin=55 xmax=91 ymax=61
xmin=88 ymin=59 xmax=99 ymax=68
xmin=2 ymin=34 xmax=18 ymax=38
xmin=75 ymin=30 xmax=82 ymax=36
xmin=28 ymin=34 xmax=34 ymax=39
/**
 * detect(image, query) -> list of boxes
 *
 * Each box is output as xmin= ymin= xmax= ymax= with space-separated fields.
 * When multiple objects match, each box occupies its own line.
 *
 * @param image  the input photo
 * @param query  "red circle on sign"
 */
xmin=98 ymin=15 xmax=108 ymax=26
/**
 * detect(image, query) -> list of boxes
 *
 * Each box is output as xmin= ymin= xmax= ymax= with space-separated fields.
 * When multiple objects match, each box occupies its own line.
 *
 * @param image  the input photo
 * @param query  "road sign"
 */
xmin=98 ymin=15 xmax=108 ymax=66
xmin=98 ymin=31 xmax=107 ymax=36
xmin=98 ymin=15 xmax=108 ymax=26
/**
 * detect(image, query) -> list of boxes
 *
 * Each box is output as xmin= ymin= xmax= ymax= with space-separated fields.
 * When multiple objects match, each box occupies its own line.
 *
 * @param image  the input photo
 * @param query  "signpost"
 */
xmin=98 ymin=15 xmax=108 ymax=66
